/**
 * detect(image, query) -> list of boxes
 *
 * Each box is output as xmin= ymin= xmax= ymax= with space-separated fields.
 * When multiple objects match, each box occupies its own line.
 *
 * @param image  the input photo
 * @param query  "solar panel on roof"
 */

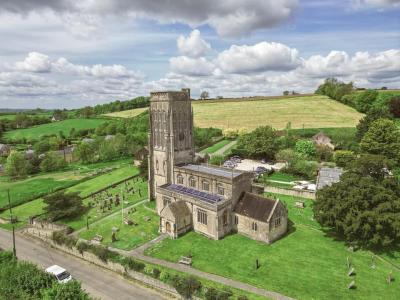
xmin=165 ymin=184 xmax=223 ymax=204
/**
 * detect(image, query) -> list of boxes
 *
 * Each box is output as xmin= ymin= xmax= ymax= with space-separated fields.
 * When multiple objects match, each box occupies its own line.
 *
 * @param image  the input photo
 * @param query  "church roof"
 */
xmin=234 ymin=192 xmax=278 ymax=223
xmin=177 ymin=164 xmax=244 ymax=179
xmin=160 ymin=201 xmax=191 ymax=221
xmin=159 ymin=184 xmax=223 ymax=204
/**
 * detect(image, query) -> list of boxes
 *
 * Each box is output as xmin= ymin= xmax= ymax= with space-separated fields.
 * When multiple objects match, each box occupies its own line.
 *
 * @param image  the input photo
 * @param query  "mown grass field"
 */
xmin=3 ymin=118 xmax=109 ymax=141
xmin=106 ymin=95 xmax=363 ymax=131
xmin=200 ymin=139 xmax=231 ymax=155
xmin=103 ymin=107 xmax=148 ymax=118
xmin=145 ymin=193 xmax=400 ymax=300
xmin=192 ymin=95 xmax=363 ymax=131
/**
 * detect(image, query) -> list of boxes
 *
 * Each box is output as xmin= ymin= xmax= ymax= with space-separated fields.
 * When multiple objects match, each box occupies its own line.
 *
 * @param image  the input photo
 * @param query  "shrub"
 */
xmin=90 ymin=245 xmax=116 ymax=262
xmin=124 ymin=257 xmax=145 ymax=272
xmin=43 ymin=280 xmax=91 ymax=300
xmin=294 ymin=140 xmax=316 ymax=158
xmin=152 ymin=268 xmax=161 ymax=279
xmin=389 ymin=96 xmax=400 ymax=118
xmin=209 ymin=155 xmax=225 ymax=166
xmin=172 ymin=275 xmax=202 ymax=299
xmin=237 ymin=296 xmax=249 ymax=300
xmin=334 ymin=150 xmax=356 ymax=169
xmin=76 ymin=241 xmax=89 ymax=255
xmin=205 ymin=287 xmax=218 ymax=300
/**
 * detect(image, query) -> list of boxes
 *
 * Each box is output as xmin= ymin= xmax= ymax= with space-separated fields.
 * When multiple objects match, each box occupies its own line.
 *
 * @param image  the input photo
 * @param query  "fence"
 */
xmin=265 ymin=186 xmax=316 ymax=200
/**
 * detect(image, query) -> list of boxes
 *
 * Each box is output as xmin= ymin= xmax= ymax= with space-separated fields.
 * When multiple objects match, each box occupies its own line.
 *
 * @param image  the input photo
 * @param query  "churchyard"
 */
xmin=144 ymin=192 xmax=400 ymax=300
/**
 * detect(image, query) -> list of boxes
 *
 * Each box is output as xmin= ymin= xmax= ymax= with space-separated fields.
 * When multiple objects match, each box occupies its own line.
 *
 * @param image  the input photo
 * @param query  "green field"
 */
xmin=3 ymin=118 xmax=109 ymax=141
xmin=0 ymin=164 xmax=140 ymax=229
xmin=200 ymin=139 xmax=231 ymax=155
xmin=103 ymin=107 xmax=148 ymax=118
xmin=145 ymin=193 xmax=400 ymax=300
xmin=79 ymin=202 xmax=158 ymax=250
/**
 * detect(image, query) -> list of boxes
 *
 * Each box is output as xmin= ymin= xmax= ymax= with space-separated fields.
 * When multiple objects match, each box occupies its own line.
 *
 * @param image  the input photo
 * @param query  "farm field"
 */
xmin=79 ymin=202 xmax=158 ymax=250
xmin=192 ymin=95 xmax=363 ymax=131
xmin=3 ymin=118 xmax=109 ymax=142
xmin=103 ymin=107 xmax=148 ymax=118
xmin=145 ymin=193 xmax=400 ymax=300
xmin=106 ymin=95 xmax=363 ymax=131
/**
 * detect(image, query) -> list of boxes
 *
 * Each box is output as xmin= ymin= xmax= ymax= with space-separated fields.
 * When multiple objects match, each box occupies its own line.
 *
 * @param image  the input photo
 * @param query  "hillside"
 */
xmin=105 ymin=95 xmax=363 ymax=131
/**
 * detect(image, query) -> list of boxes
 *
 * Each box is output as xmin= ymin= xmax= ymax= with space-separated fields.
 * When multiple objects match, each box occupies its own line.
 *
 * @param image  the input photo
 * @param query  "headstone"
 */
xmin=348 ymin=280 xmax=356 ymax=289
xmin=144 ymin=216 xmax=151 ymax=221
xmin=371 ymin=255 xmax=376 ymax=269
xmin=387 ymin=271 xmax=393 ymax=284
xmin=111 ymin=232 xmax=117 ymax=242
xmin=346 ymin=256 xmax=351 ymax=269
xmin=348 ymin=267 xmax=355 ymax=276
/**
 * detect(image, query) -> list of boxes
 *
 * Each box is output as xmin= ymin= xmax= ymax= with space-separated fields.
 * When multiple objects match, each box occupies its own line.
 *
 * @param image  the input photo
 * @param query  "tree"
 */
xmin=139 ymin=156 xmax=148 ymax=179
xmin=389 ymin=96 xmax=400 ymax=118
xmin=172 ymin=276 xmax=202 ymax=299
xmin=237 ymin=126 xmax=279 ymax=160
xmin=294 ymin=140 xmax=316 ymax=158
xmin=43 ymin=280 xmax=91 ymax=300
xmin=315 ymin=78 xmax=353 ymax=102
xmin=76 ymin=141 xmax=98 ymax=164
xmin=355 ymin=89 xmax=378 ymax=113
xmin=40 ymin=152 xmax=66 ymax=172
xmin=334 ymin=150 xmax=356 ymax=169
xmin=314 ymin=155 xmax=400 ymax=248
xmin=43 ymin=191 xmax=86 ymax=221
xmin=5 ymin=151 xmax=32 ymax=179
xmin=200 ymin=91 xmax=209 ymax=100
xmin=283 ymin=90 xmax=289 ymax=96
xmin=355 ymin=107 xmax=393 ymax=141
xmin=360 ymin=119 xmax=400 ymax=162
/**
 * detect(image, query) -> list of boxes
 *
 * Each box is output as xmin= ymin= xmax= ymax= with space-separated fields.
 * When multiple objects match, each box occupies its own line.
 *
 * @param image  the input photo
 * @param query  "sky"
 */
xmin=0 ymin=0 xmax=399 ymax=109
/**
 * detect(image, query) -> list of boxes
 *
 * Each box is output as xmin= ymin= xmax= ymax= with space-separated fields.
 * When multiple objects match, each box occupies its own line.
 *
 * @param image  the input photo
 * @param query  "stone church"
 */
xmin=148 ymin=89 xmax=287 ymax=244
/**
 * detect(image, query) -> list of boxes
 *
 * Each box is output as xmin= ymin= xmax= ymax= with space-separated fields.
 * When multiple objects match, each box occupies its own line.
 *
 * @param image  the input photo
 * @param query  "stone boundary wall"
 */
xmin=265 ymin=186 xmax=316 ymax=200
xmin=36 ymin=236 xmax=183 ymax=298
xmin=29 ymin=219 xmax=70 ymax=231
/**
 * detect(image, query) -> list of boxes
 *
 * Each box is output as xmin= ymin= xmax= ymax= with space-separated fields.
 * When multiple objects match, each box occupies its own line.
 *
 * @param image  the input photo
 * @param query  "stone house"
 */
xmin=149 ymin=89 xmax=288 ymax=244
xmin=0 ymin=144 xmax=11 ymax=157
xmin=313 ymin=132 xmax=334 ymax=149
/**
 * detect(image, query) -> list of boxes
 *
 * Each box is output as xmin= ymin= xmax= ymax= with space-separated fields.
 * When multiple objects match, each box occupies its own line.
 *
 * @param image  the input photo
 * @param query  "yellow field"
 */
xmin=103 ymin=107 xmax=148 ymax=118
xmin=107 ymin=95 xmax=364 ymax=130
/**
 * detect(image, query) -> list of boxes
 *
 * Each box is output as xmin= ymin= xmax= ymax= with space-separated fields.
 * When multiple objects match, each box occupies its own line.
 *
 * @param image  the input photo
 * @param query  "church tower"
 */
xmin=148 ymin=88 xmax=194 ymax=199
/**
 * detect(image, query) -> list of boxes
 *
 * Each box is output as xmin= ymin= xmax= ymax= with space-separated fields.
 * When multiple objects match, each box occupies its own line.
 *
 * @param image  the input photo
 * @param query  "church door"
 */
xmin=166 ymin=221 xmax=171 ymax=233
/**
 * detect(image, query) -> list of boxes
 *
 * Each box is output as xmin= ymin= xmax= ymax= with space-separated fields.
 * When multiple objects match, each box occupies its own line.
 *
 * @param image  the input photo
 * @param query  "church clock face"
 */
xmin=179 ymin=132 xmax=185 ymax=141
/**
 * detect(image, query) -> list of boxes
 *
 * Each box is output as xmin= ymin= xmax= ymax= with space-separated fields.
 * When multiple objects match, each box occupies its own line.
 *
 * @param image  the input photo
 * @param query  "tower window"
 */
xmin=234 ymin=215 xmax=239 ymax=225
xmin=252 ymin=222 xmax=258 ymax=231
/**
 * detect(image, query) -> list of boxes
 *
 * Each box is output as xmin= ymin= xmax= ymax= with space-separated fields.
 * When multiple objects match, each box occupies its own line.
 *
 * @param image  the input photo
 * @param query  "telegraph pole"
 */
xmin=7 ymin=189 xmax=16 ymax=260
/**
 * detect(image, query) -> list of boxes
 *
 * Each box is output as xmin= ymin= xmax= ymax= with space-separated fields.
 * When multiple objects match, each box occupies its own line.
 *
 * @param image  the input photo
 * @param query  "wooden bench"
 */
xmin=179 ymin=256 xmax=192 ymax=266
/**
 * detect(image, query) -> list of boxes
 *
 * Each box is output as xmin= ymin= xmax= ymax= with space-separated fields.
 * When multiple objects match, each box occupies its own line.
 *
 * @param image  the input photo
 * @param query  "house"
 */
xmin=0 ymin=144 xmax=11 ymax=157
xmin=51 ymin=115 xmax=61 ymax=122
xmin=313 ymin=132 xmax=335 ymax=149
xmin=55 ymin=146 xmax=75 ymax=163
xmin=149 ymin=89 xmax=288 ymax=244
xmin=316 ymin=167 xmax=343 ymax=190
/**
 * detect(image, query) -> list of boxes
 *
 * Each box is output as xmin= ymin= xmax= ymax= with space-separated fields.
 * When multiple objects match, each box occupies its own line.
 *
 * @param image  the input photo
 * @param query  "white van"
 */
xmin=46 ymin=265 xmax=73 ymax=283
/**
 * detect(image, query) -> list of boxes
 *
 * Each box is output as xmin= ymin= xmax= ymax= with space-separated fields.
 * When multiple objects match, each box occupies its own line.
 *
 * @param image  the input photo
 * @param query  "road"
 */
xmin=0 ymin=229 xmax=167 ymax=300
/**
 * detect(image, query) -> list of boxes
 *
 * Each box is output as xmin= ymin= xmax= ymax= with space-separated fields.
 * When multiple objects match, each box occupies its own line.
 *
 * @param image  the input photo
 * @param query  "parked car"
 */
xmin=46 ymin=265 xmax=72 ymax=283
xmin=255 ymin=166 xmax=268 ymax=174
xmin=230 ymin=156 xmax=241 ymax=163
xmin=223 ymin=160 xmax=236 ymax=168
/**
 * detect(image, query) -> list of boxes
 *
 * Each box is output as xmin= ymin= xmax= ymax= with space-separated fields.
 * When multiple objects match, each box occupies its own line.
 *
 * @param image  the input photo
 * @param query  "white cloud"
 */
xmin=217 ymin=42 xmax=301 ymax=74
xmin=0 ymin=0 xmax=298 ymax=38
xmin=352 ymin=0 xmax=400 ymax=8
xmin=14 ymin=52 xmax=52 ymax=73
xmin=177 ymin=30 xmax=211 ymax=58
xmin=169 ymin=56 xmax=215 ymax=76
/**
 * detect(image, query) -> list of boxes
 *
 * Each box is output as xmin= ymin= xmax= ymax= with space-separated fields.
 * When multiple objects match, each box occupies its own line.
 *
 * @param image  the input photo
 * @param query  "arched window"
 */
xmin=177 ymin=173 xmax=184 ymax=184
xmin=189 ymin=176 xmax=196 ymax=188
xmin=202 ymin=180 xmax=210 ymax=191
xmin=156 ymin=160 xmax=159 ymax=171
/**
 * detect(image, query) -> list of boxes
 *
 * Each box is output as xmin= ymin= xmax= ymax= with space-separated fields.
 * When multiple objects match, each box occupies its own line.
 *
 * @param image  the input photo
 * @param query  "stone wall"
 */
xmin=265 ymin=186 xmax=315 ymax=200
xmin=233 ymin=213 xmax=269 ymax=243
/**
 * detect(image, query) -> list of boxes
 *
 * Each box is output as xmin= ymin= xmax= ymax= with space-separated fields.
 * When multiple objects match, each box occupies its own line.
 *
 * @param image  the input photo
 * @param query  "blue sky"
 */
xmin=0 ymin=0 xmax=399 ymax=108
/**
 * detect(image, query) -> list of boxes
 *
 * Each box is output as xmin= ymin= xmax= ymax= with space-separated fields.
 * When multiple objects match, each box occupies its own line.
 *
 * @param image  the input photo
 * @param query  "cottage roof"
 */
xmin=316 ymin=167 xmax=343 ymax=190
xmin=313 ymin=132 xmax=330 ymax=140
xmin=160 ymin=201 xmax=191 ymax=221
xmin=234 ymin=192 xmax=279 ymax=223
xmin=177 ymin=164 xmax=244 ymax=179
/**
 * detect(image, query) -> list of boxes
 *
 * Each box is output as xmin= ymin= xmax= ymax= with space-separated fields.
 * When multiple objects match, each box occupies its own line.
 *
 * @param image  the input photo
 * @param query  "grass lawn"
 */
xmin=200 ymin=139 xmax=231 ymax=155
xmin=103 ymin=107 xmax=148 ymax=118
xmin=145 ymin=193 xmax=400 ymax=300
xmin=266 ymin=172 xmax=302 ymax=183
xmin=79 ymin=203 xmax=159 ymax=250
xmin=3 ymin=118 xmax=109 ymax=142
xmin=0 ymin=171 xmax=84 ymax=209
xmin=192 ymin=95 xmax=363 ymax=131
